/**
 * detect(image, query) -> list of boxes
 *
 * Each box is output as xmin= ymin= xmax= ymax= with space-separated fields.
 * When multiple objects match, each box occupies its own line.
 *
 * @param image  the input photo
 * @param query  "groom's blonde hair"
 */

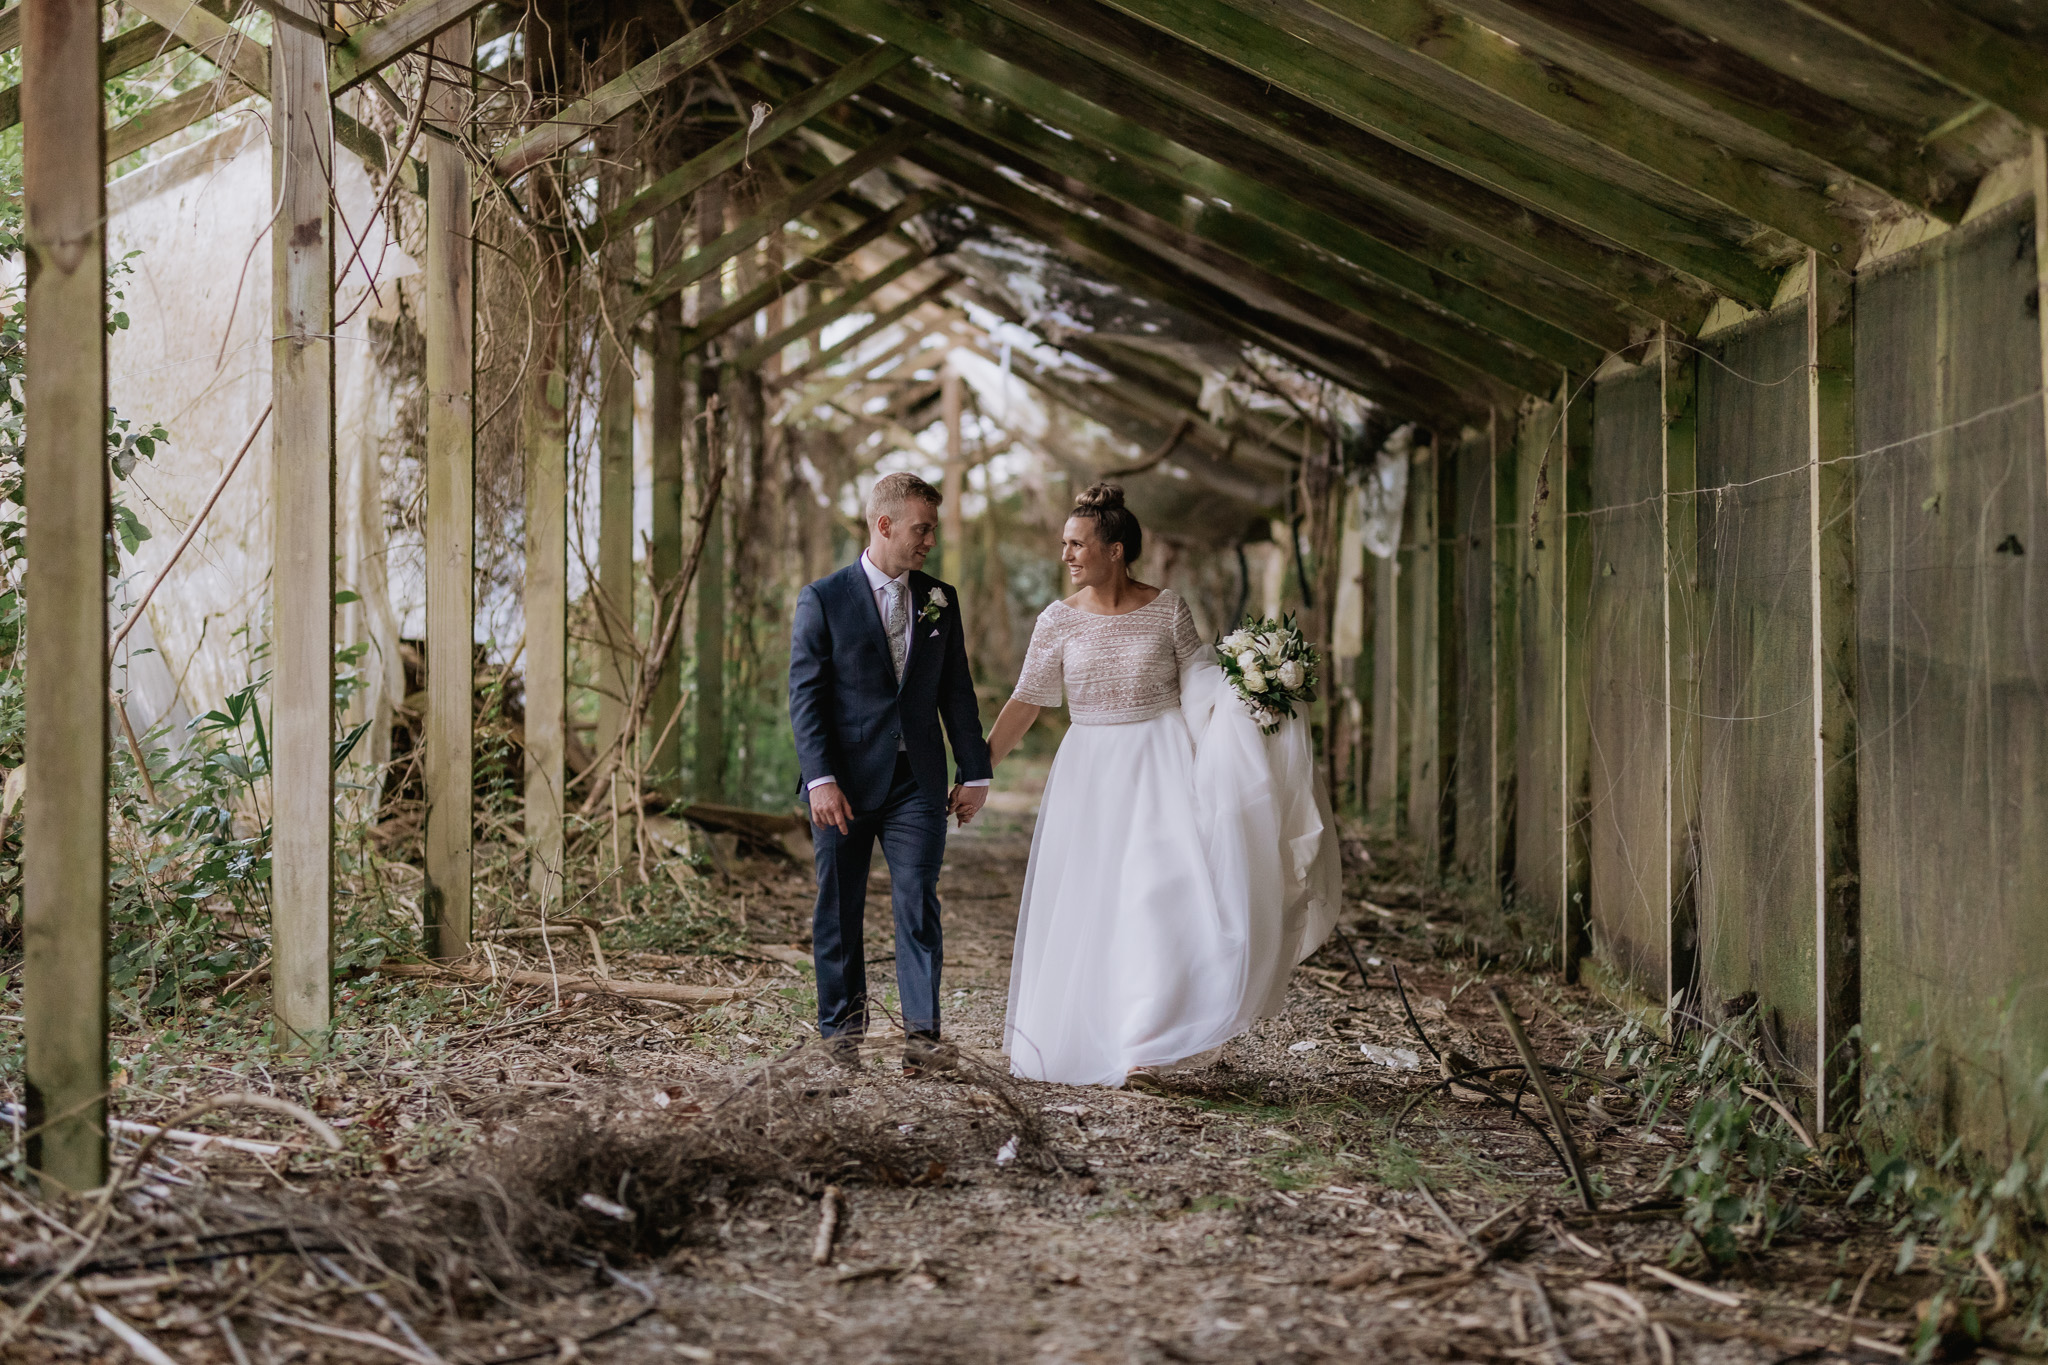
xmin=867 ymin=471 xmax=943 ymax=526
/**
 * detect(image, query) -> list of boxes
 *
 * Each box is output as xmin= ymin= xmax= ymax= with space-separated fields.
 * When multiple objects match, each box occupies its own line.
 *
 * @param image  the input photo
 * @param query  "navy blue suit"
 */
xmin=788 ymin=560 xmax=992 ymax=1042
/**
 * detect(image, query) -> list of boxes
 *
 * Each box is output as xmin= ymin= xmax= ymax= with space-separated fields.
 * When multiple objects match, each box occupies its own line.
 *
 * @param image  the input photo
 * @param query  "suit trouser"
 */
xmin=810 ymin=754 xmax=947 ymax=1040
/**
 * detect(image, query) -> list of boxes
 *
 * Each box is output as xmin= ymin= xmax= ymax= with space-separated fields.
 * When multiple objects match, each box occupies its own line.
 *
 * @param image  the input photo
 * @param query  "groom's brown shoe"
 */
xmin=901 ymin=1037 xmax=959 ymax=1080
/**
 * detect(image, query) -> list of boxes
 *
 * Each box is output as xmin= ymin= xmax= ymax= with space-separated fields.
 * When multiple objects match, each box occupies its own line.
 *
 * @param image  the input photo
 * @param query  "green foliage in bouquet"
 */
xmin=1216 ymin=614 xmax=1321 ymax=734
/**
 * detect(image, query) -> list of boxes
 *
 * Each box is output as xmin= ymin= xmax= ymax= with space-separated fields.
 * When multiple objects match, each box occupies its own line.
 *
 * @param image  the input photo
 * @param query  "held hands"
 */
xmin=948 ymin=784 xmax=989 ymax=827
xmin=806 ymin=780 xmax=853 ymax=834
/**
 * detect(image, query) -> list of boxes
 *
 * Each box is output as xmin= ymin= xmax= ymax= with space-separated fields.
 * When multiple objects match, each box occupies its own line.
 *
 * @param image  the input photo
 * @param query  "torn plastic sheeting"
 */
xmin=1359 ymin=424 xmax=1413 ymax=560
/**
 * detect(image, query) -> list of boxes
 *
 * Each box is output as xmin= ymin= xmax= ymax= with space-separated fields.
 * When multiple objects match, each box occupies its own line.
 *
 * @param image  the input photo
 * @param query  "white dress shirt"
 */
xmin=807 ymin=551 xmax=991 ymax=793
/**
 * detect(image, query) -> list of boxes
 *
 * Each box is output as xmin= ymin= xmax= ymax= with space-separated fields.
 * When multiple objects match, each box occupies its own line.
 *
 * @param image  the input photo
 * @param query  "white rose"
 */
xmin=1242 ymin=669 xmax=1268 ymax=693
xmin=1278 ymin=660 xmax=1305 ymax=690
xmin=1260 ymin=632 xmax=1282 ymax=653
xmin=1221 ymin=630 xmax=1252 ymax=652
xmin=929 ymin=587 xmax=948 ymax=608
xmin=1235 ymin=651 xmax=1260 ymax=673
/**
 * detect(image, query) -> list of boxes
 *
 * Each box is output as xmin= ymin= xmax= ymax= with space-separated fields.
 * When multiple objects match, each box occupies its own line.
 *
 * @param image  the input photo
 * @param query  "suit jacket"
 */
xmin=789 ymin=561 xmax=993 ymax=815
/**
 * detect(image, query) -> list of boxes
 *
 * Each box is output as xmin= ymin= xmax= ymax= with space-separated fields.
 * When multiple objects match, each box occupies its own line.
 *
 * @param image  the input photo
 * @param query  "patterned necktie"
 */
xmin=883 ymin=580 xmax=908 ymax=682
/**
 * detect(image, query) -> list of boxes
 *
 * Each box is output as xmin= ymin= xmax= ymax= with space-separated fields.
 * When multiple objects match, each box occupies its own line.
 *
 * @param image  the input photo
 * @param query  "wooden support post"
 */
xmin=1435 ymin=437 xmax=1460 ymax=867
xmin=692 ymin=178 xmax=728 ymax=803
xmin=1660 ymin=329 xmax=1701 ymax=1014
xmin=940 ymin=365 xmax=965 ymax=587
xmin=270 ymin=0 xmax=335 ymax=1045
xmin=1404 ymin=441 xmax=1438 ymax=843
xmin=1806 ymin=250 xmax=1859 ymax=1130
xmin=521 ymin=2 xmax=568 ymax=903
xmin=422 ymin=20 xmax=474 ymax=960
xmin=1562 ymin=375 xmax=1594 ymax=979
xmin=21 ymin=0 xmax=109 ymax=1191
xmin=647 ymin=200 xmax=686 ymax=790
xmin=1367 ymin=551 xmax=1401 ymax=817
xmin=594 ymin=115 xmax=638 ymax=763
xmin=2037 ymin=134 xmax=2048 ymax=591
xmin=1489 ymin=409 xmax=1519 ymax=897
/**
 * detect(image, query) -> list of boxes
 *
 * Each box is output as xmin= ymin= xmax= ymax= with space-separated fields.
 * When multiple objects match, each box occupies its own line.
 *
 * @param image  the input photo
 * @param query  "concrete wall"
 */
xmin=1406 ymin=190 xmax=2047 ymax=1144
xmin=1584 ymin=365 xmax=1668 ymax=998
xmin=1854 ymin=198 xmax=2048 ymax=1152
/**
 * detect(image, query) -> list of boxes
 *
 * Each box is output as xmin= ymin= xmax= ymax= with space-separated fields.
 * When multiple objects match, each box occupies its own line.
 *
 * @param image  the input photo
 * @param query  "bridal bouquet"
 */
xmin=1217 ymin=615 xmax=1320 ymax=734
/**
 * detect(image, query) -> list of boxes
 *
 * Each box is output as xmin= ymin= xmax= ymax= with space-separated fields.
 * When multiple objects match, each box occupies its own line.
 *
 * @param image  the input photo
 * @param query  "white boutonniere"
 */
xmin=919 ymin=586 xmax=947 ymax=625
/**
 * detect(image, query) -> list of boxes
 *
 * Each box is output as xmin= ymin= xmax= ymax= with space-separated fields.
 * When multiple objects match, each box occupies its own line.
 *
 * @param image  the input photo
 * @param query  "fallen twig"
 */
xmin=375 ymin=960 xmax=740 ymax=1004
xmin=1739 ymin=1083 xmax=1816 ymax=1149
xmin=1638 ymin=1262 xmax=1744 ymax=1308
xmin=1489 ymin=985 xmax=1596 ymax=1211
xmin=91 ymin=1303 xmax=179 ymax=1365
xmin=812 ymin=1184 xmax=842 ymax=1266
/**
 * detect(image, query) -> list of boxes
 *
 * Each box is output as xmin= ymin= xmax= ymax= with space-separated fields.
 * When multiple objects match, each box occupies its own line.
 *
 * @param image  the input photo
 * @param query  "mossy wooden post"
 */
xmin=270 ymin=0 xmax=336 ymax=1046
xmin=940 ymin=364 xmax=965 ymax=588
xmin=1366 ymin=551 xmax=1400 ymax=816
xmin=1661 ymin=330 xmax=1701 ymax=1013
xmin=1490 ymin=409 xmax=1519 ymax=898
xmin=1435 ymin=436 xmax=1461 ymax=866
xmin=1807 ymin=251 xmax=1859 ymax=1130
xmin=21 ymin=0 xmax=108 ymax=1191
xmin=1562 ymin=375 xmax=1595 ymax=979
xmin=522 ymin=1 xmax=568 ymax=902
xmin=648 ymin=195 xmax=686 ymax=790
xmin=423 ymin=19 xmax=474 ymax=960
xmin=594 ymin=112 xmax=638 ymax=765
xmin=1404 ymin=440 xmax=1439 ymax=844
xmin=692 ymin=177 xmax=728 ymax=803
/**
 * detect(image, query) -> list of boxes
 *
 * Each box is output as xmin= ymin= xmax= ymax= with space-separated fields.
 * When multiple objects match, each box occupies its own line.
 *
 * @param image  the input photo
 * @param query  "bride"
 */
xmin=984 ymin=483 xmax=1340 ymax=1087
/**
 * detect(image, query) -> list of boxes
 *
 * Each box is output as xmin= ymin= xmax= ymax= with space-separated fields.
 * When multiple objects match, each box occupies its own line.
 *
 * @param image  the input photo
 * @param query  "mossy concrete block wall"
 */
xmin=1854 ymin=198 xmax=2048 ymax=1151
xmin=1692 ymin=308 xmax=1820 ymax=1071
xmin=1585 ymin=364 xmax=1669 ymax=999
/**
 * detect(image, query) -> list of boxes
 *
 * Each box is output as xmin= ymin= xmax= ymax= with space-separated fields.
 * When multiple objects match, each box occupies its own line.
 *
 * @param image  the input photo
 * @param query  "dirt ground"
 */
xmin=1 ymin=765 xmax=1987 ymax=1364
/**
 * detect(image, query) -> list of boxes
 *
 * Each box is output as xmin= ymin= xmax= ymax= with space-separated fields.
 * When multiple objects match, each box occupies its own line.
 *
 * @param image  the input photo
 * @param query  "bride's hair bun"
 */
xmin=1071 ymin=481 xmax=1142 ymax=565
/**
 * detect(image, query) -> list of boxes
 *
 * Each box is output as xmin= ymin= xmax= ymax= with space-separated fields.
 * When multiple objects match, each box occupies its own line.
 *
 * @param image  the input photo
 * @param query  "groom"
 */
xmin=789 ymin=472 xmax=992 ymax=1075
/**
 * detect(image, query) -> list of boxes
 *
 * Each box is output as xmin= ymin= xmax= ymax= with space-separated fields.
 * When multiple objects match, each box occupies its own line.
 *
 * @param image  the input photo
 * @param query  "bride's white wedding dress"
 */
xmin=1003 ymin=590 xmax=1341 ymax=1086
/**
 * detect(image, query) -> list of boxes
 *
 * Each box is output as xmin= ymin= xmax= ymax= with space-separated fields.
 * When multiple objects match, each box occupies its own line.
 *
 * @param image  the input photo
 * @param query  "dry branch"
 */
xmin=375 ymin=960 xmax=741 ymax=1004
xmin=811 ymin=1185 xmax=842 ymax=1265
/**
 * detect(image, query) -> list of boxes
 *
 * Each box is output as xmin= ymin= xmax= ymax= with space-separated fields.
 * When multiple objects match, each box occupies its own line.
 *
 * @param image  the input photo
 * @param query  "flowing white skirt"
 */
xmin=1003 ymin=662 xmax=1341 ymax=1086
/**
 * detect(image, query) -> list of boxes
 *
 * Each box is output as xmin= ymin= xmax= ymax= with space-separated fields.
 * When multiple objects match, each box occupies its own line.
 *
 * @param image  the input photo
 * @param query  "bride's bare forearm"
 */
xmin=987 ymin=700 xmax=1041 ymax=767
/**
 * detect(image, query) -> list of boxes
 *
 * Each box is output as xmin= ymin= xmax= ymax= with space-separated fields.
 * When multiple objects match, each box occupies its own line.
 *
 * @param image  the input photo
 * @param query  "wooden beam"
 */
xmin=123 ymin=0 xmax=268 ymax=92
xmin=522 ymin=5 xmax=569 ymax=903
xmin=676 ymin=192 xmax=933 ymax=355
xmin=1404 ymin=442 xmax=1439 ymax=842
xmin=690 ymin=179 xmax=729 ymax=805
xmin=774 ymin=270 xmax=959 ymax=386
xmin=828 ymin=44 xmax=1582 ymax=386
xmin=1080 ymin=0 xmax=1780 ymax=301
xmin=22 ymin=0 xmax=109 ymax=1193
xmin=493 ymin=0 xmax=805 ymax=179
xmin=725 ymin=245 xmax=931 ymax=370
xmin=590 ymin=43 xmax=910 ymax=252
xmin=594 ymin=113 xmax=639 ymax=766
xmin=2 ymin=5 xmax=223 ymax=132
xmin=1659 ymin=328 xmax=1699 ymax=1016
xmin=1269 ymin=0 xmax=1851 ymax=255
xmin=422 ymin=20 xmax=474 ymax=962
xmin=1561 ymin=372 xmax=1593 ymax=979
xmin=920 ymin=0 xmax=1718 ymax=322
xmin=1805 ymin=251 xmax=1858 ymax=1130
xmin=1433 ymin=0 xmax=1970 ymax=222
xmin=647 ymin=190 xmax=687 ymax=791
xmin=882 ymin=131 xmax=1480 ymax=423
xmin=269 ymin=0 xmax=336 ymax=1047
xmin=330 ymin=0 xmax=491 ymax=93
xmin=1779 ymin=0 xmax=2048 ymax=133
xmin=939 ymin=366 xmax=965 ymax=586
xmin=798 ymin=0 xmax=1642 ymax=350
xmin=104 ymin=75 xmax=250 ymax=164
xmin=637 ymin=125 xmax=922 ymax=315
xmin=1367 ymin=546 xmax=1401 ymax=818
xmin=1489 ymin=410 xmax=1518 ymax=893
